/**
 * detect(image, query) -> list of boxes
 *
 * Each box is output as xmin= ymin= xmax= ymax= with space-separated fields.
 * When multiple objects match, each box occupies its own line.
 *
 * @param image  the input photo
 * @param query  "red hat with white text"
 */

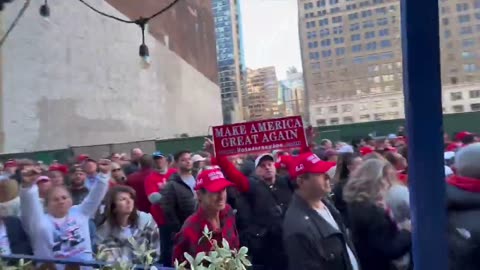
xmin=292 ymin=153 xmax=336 ymax=178
xmin=195 ymin=168 xmax=235 ymax=193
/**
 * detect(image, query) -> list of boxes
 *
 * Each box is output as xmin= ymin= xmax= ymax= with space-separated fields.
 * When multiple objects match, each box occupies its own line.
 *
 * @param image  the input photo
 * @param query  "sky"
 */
xmin=241 ymin=0 xmax=302 ymax=80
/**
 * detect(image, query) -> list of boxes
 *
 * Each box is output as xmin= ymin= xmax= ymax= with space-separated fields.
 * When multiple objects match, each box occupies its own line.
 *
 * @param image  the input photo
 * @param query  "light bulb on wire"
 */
xmin=39 ymin=0 xmax=50 ymax=20
xmin=137 ymin=18 xmax=151 ymax=69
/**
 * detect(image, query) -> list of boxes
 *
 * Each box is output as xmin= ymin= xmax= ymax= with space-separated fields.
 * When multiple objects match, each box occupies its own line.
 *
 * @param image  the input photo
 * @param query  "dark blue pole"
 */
xmin=401 ymin=0 xmax=448 ymax=269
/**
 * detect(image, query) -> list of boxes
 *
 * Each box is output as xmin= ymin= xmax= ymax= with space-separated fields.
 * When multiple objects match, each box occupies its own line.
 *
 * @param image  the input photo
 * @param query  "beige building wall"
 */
xmin=1 ymin=0 xmax=222 ymax=152
xmin=298 ymin=0 xmax=480 ymax=126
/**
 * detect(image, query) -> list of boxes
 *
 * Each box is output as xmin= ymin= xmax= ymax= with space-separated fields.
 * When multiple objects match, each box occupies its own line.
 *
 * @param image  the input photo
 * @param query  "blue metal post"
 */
xmin=401 ymin=0 xmax=448 ymax=269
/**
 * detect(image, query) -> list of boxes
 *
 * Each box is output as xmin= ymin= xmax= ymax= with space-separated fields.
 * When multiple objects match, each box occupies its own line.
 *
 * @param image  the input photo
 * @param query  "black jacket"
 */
xmin=160 ymin=173 xmax=197 ymax=232
xmin=347 ymin=201 xmax=411 ymax=270
xmin=3 ymin=216 xmax=33 ymax=255
xmin=332 ymin=179 xmax=349 ymax=227
xmin=241 ymin=175 xmax=294 ymax=270
xmin=283 ymin=193 xmax=357 ymax=270
xmin=446 ymin=184 xmax=480 ymax=270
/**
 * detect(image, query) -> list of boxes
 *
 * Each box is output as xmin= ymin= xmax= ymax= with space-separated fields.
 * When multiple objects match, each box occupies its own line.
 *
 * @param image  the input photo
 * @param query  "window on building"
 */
xmin=453 ymin=105 xmax=465 ymax=113
xmin=442 ymin=18 xmax=449 ymax=25
xmin=346 ymin=4 xmax=357 ymax=10
xmin=333 ymin=26 xmax=343 ymax=34
xmin=316 ymin=119 xmax=327 ymax=126
xmin=462 ymin=51 xmax=475 ymax=59
xmin=336 ymin=47 xmax=346 ymax=56
xmin=304 ymin=2 xmax=314 ymax=10
xmin=321 ymin=39 xmax=331 ymax=47
xmin=361 ymin=10 xmax=373 ymax=18
xmin=329 ymin=0 xmax=339 ymax=4
xmin=342 ymin=104 xmax=353 ymax=112
xmin=363 ymin=20 xmax=375 ymax=28
xmin=442 ymin=6 xmax=450 ymax=14
xmin=320 ymin=28 xmax=330 ymax=37
xmin=377 ymin=18 xmax=388 ymax=26
xmin=319 ymin=18 xmax=329 ymax=26
xmin=351 ymin=34 xmax=361 ymax=41
xmin=309 ymin=52 xmax=320 ymax=61
xmin=317 ymin=0 xmax=326 ymax=7
xmin=353 ymin=56 xmax=364 ymax=64
xmin=366 ymin=42 xmax=377 ymax=51
xmin=471 ymin=103 xmax=480 ymax=111
xmin=459 ymin=14 xmax=471 ymax=23
xmin=390 ymin=100 xmax=399 ymax=107
xmin=373 ymin=76 xmax=381 ymax=83
xmin=332 ymin=16 xmax=342 ymax=23
xmin=380 ymin=40 xmax=392 ymax=48
xmin=343 ymin=117 xmax=354 ymax=124
xmin=352 ymin=44 xmax=362 ymax=52
xmin=464 ymin=64 xmax=477 ymax=72
xmin=360 ymin=114 xmax=370 ymax=121
xmin=328 ymin=106 xmax=338 ymax=113
xmin=322 ymin=49 xmax=332 ymax=58
xmin=365 ymin=31 xmax=375 ymax=39
xmin=462 ymin=39 xmax=475 ymax=48
xmin=451 ymin=77 xmax=458 ymax=84
xmin=334 ymin=37 xmax=345 ymax=44
xmin=470 ymin=90 xmax=480 ymax=98
xmin=374 ymin=113 xmax=385 ymax=120
xmin=450 ymin=91 xmax=463 ymax=101
xmin=331 ymin=7 xmax=340 ymax=13
xmin=444 ymin=30 xmax=451 ymax=38
xmin=374 ymin=100 xmax=383 ymax=109
xmin=316 ymin=107 xmax=325 ymax=114
xmin=383 ymin=74 xmax=394 ymax=82
xmin=350 ymin=23 xmax=360 ymax=31
xmin=349 ymin=13 xmax=359 ymax=20
xmin=461 ymin=26 xmax=473 ymax=35
xmin=373 ymin=0 xmax=385 ymax=3
xmin=308 ymin=41 xmax=319 ymax=48
xmin=456 ymin=3 xmax=469 ymax=12
xmin=379 ymin=29 xmax=389 ymax=36
xmin=330 ymin=118 xmax=340 ymax=125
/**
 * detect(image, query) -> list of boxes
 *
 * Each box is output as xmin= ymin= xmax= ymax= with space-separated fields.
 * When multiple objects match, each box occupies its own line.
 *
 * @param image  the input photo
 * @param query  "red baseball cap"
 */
xmin=455 ymin=131 xmax=472 ymax=141
xmin=4 ymin=159 xmax=17 ymax=168
xmin=195 ymin=168 xmax=234 ymax=193
xmin=360 ymin=146 xmax=374 ymax=156
xmin=48 ymin=164 xmax=69 ymax=174
xmin=292 ymin=153 xmax=336 ymax=178
xmin=76 ymin=154 xmax=90 ymax=163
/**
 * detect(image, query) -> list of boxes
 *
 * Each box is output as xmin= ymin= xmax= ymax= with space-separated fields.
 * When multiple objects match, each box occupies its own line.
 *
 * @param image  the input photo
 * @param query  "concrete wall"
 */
xmin=1 ymin=0 xmax=222 ymax=153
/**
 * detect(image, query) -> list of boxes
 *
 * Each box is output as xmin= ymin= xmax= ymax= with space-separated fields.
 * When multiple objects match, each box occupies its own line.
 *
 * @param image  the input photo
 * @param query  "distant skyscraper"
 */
xmin=212 ymin=0 xmax=246 ymax=124
xmin=298 ymin=0 xmax=480 ymax=126
xmin=245 ymin=67 xmax=281 ymax=120
xmin=279 ymin=67 xmax=305 ymax=117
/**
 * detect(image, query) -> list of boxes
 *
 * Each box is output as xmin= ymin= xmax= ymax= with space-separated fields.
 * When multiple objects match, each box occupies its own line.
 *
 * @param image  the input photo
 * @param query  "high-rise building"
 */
xmin=245 ymin=67 xmax=281 ymax=120
xmin=298 ymin=0 xmax=480 ymax=126
xmin=279 ymin=67 xmax=305 ymax=117
xmin=212 ymin=0 xmax=246 ymax=124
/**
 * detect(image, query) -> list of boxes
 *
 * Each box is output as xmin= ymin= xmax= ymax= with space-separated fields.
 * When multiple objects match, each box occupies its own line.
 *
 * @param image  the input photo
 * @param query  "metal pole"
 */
xmin=401 ymin=0 xmax=448 ymax=269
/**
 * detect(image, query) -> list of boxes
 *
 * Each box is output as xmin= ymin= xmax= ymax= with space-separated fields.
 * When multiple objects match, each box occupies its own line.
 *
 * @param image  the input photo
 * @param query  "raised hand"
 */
xmin=98 ymin=159 xmax=112 ymax=174
xmin=21 ymin=166 xmax=42 ymax=188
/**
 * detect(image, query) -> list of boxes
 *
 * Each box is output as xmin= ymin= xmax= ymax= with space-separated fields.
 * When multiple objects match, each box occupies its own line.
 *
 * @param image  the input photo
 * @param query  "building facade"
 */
xmin=212 ymin=0 xmax=246 ymax=124
xmin=0 ymin=0 xmax=222 ymax=153
xmin=298 ymin=0 xmax=480 ymax=126
xmin=245 ymin=67 xmax=281 ymax=120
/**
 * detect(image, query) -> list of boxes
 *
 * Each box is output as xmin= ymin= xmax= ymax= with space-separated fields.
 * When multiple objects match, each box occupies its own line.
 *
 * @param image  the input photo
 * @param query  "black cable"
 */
xmin=77 ymin=0 xmax=134 ymax=23
xmin=77 ymin=0 xmax=181 ymax=24
xmin=0 ymin=0 xmax=31 ymax=48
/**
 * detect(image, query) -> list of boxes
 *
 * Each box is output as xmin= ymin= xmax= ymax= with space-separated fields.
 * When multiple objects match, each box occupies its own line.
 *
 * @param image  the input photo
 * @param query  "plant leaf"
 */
xmin=222 ymin=238 xmax=230 ymax=250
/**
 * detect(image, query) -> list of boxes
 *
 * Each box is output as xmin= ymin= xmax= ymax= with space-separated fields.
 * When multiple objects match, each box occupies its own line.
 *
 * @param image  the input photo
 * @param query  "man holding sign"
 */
xmin=206 ymin=116 xmax=313 ymax=270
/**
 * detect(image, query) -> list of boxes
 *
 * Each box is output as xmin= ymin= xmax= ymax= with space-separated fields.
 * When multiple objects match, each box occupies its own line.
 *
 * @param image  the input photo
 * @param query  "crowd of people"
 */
xmin=0 ymin=127 xmax=478 ymax=270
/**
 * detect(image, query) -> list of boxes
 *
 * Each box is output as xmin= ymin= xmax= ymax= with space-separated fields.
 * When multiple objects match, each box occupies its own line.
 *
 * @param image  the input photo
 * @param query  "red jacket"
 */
xmin=126 ymin=168 xmax=153 ymax=213
xmin=173 ymin=204 xmax=239 ymax=264
xmin=144 ymin=168 xmax=177 ymax=226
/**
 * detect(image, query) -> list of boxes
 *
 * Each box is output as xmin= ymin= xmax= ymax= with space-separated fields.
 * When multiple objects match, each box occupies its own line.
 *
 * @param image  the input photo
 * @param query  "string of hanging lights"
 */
xmin=0 ymin=0 xmax=181 ymax=65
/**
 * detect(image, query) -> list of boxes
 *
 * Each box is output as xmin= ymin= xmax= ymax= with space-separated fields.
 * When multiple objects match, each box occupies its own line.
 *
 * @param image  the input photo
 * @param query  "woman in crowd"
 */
xmin=19 ymin=159 xmax=111 ymax=265
xmin=343 ymin=159 xmax=412 ymax=270
xmin=96 ymin=185 xmax=160 ymax=264
xmin=331 ymin=152 xmax=362 ymax=225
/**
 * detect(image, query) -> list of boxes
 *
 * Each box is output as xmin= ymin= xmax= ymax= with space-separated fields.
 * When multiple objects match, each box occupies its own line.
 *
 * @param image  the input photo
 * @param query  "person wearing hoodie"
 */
xmin=96 ymin=185 xmax=160 ymax=264
xmin=19 ymin=159 xmax=110 ymax=267
xmin=446 ymin=143 xmax=480 ymax=270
